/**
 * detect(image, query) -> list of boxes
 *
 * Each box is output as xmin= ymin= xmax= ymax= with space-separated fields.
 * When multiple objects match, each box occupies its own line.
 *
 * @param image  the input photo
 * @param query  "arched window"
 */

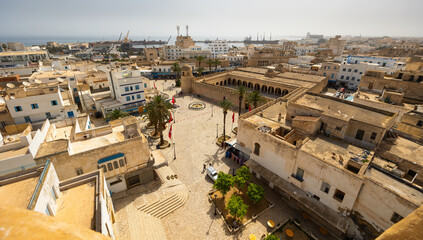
xmin=113 ymin=161 xmax=119 ymax=169
xmin=107 ymin=163 xmax=113 ymax=171
xmin=254 ymin=143 xmax=260 ymax=156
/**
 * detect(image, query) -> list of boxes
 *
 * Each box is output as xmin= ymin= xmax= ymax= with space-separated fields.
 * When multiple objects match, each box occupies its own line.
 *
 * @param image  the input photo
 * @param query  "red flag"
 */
xmin=172 ymin=95 xmax=175 ymax=105
xmin=232 ymin=112 xmax=235 ymax=123
xmin=168 ymin=124 xmax=172 ymax=139
xmin=248 ymin=105 xmax=251 ymax=112
xmin=169 ymin=112 xmax=173 ymax=123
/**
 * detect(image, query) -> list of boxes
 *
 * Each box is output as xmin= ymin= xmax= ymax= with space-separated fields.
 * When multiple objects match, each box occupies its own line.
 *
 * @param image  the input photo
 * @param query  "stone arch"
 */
xmin=216 ymin=82 xmax=219 ymax=85
xmin=220 ymin=81 xmax=223 ymax=86
xmin=248 ymin=82 xmax=253 ymax=89
xmin=243 ymin=81 xmax=247 ymax=86
xmin=228 ymin=78 xmax=232 ymax=84
xmin=238 ymin=80 xmax=242 ymax=86
xmin=254 ymin=83 xmax=260 ymax=91
xmin=233 ymin=79 xmax=236 ymax=85
xmin=269 ymin=86 xmax=275 ymax=94
xmin=282 ymin=89 xmax=289 ymax=96
xmin=261 ymin=85 xmax=267 ymax=93
xmin=275 ymin=88 xmax=282 ymax=96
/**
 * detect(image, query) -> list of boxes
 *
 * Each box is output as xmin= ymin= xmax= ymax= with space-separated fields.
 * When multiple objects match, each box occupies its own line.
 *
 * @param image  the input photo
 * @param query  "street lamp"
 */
xmin=216 ymin=124 xmax=218 ymax=138
xmin=214 ymin=194 xmax=218 ymax=216
xmin=211 ymin=105 xmax=213 ymax=117
xmin=173 ymin=142 xmax=176 ymax=160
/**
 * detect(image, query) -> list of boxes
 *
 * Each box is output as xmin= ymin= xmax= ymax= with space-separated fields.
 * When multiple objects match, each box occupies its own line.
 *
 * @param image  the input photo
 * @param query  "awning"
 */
xmin=233 ymin=142 xmax=251 ymax=154
xmin=225 ymin=138 xmax=237 ymax=146
xmin=98 ymin=153 xmax=124 ymax=164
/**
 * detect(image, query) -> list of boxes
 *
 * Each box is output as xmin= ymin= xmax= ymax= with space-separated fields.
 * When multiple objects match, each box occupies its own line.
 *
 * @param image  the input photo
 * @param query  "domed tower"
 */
xmin=181 ymin=64 xmax=194 ymax=93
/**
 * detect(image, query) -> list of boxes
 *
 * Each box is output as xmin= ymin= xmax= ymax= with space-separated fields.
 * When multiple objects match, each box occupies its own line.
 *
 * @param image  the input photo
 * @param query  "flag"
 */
xmin=248 ymin=105 xmax=251 ymax=112
xmin=169 ymin=112 xmax=173 ymax=123
xmin=172 ymin=95 xmax=175 ymax=105
xmin=232 ymin=112 xmax=235 ymax=123
xmin=168 ymin=124 xmax=172 ymax=139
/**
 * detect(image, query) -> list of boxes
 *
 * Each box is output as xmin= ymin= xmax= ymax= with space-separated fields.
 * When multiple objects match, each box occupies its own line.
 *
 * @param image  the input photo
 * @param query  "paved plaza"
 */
xmin=113 ymin=79 xmax=338 ymax=240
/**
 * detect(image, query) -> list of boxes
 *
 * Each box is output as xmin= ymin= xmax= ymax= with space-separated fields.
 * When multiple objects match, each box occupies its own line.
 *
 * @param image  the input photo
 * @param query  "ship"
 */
xmin=243 ymin=36 xmax=278 ymax=45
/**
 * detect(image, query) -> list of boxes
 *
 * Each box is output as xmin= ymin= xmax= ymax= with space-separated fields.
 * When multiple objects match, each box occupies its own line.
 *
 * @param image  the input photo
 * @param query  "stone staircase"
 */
xmin=138 ymin=189 xmax=188 ymax=219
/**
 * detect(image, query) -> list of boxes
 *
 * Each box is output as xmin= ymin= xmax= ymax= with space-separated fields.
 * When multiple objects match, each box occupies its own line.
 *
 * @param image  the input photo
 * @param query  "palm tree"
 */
xmin=218 ymin=99 xmax=233 ymax=142
xmin=236 ymin=86 xmax=247 ymax=116
xmin=197 ymin=67 xmax=205 ymax=76
xmin=145 ymin=95 xmax=173 ymax=145
xmin=213 ymin=59 xmax=221 ymax=72
xmin=106 ymin=109 xmax=129 ymax=121
xmin=246 ymin=90 xmax=266 ymax=109
xmin=171 ymin=62 xmax=181 ymax=86
xmin=196 ymin=56 xmax=205 ymax=68
xmin=206 ymin=59 xmax=214 ymax=73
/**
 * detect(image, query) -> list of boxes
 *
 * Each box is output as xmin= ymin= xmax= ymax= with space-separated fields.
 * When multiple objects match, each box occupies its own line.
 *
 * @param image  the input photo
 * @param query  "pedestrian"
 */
xmin=209 ymin=163 xmax=212 ymax=167
xmin=203 ymin=164 xmax=206 ymax=171
xmin=232 ymin=169 xmax=235 ymax=176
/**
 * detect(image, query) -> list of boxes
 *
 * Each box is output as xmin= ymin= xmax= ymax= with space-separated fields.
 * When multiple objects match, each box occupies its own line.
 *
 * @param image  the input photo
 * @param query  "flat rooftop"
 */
xmin=0 ymin=146 xmax=28 ymax=160
xmin=377 ymin=137 xmax=423 ymax=167
xmin=69 ymin=125 xmax=125 ymax=154
xmin=294 ymin=94 xmax=394 ymax=128
xmin=365 ymin=167 xmax=423 ymax=206
xmin=35 ymin=140 xmax=68 ymax=159
xmin=55 ymin=182 xmax=96 ymax=230
xmin=0 ymin=51 xmax=47 ymax=57
xmin=300 ymin=134 xmax=372 ymax=175
xmin=0 ymin=175 xmax=39 ymax=208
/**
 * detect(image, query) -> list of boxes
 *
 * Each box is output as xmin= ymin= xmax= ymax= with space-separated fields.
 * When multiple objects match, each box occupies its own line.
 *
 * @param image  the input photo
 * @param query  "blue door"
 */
xmin=67 ymin=111 xmax=74 ymax=118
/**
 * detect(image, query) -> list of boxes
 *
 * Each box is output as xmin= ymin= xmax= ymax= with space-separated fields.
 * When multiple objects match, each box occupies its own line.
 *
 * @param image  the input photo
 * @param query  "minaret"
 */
xmin=181 ymin=64 xmax=194 ymax=93
xmin=177 ymin=25 xmax=180 ymax=36
xmin=186 ymin=25 xmax=189 ymax=36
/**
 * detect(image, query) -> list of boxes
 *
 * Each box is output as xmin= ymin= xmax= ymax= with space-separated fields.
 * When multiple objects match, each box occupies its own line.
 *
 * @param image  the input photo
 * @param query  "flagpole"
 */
xmin=173 ymin=129 xmax=176 ymax=160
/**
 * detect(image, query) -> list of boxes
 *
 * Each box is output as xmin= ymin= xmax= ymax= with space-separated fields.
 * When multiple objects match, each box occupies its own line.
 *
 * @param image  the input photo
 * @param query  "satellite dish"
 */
xmin=22 ymin=81 xmax=31 ymax=86
xmin=57 ymin=77 xmax=64 ymax=83
xmin=35 ymin=79 xmax=43 ymax=84
xmin=6 ymin=83 xmax=15 ymax=88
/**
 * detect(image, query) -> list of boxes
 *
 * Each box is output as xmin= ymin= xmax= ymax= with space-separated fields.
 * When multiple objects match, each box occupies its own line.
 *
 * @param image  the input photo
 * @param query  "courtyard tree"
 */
xmin=145 ymin=95 xmax=173 ymax=146
xmin=206 ymin=59 xmax=214 ymax=73
xmin=234 ymin=166 xmax=252 ymax=190
xmin=264 ymin=234 xmax=279 ymax=240
xmin=197 ymin=67 xmax=205 ymax=76
xmin=218 ymin=98 xmax=233 ymax=142
xmin=246 ymin=90 xmax=266 ymax=109
xmin=226 ymin=194 xmax=248 ymax=222
xmin=106 ymin=109 xmax=128 ymax=121
xmin=236 ymin=86 xmax=246 ymax=116
xmin=196 ymin=56 xmax=205 ymax=68
xmin=213 ymin=59 xmax=221 ymax=72
xmin=213 ymin=172 xmax=234 ymax=199
xmin=247 ymin=183 xmax=265 ymax=205
xmin=171 ymin=62 xmax=181 ymax=86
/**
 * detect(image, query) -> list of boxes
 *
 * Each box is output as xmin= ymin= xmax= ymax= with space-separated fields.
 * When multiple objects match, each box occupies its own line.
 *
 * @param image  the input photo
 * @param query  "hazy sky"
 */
xmin=1 ymin=0 xmax=422 ymax=39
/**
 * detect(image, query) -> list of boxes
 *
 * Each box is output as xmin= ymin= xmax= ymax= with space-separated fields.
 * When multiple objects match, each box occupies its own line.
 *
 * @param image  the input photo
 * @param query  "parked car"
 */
xmin=206 ymin=166 xmax=218 ymax=182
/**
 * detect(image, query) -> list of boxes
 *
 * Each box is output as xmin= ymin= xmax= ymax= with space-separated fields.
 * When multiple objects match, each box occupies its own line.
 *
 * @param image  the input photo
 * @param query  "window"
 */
xmin=51 ymin=100 xmax=58 ymax=106
xmin=294 ymin=168 xmax=304 ymax=182
xmin=341 ymin=76 xmax=344 ymax=79
xmin=355 ymin=129 xmax=365 ymax=141
xmin=348 ymin=69 xmax=351 ymax=72
xmin=102 ymin=165 xmax=107 ymax=173
xmin=14 ymin=106 xmax=22 ymax=112
xmin=390 ymin=212 xmax=404 ymax=223
xmin=254 ymin=143 xmax=260 ymax=156
xmin=323 ymin=73 xmax=326 ymax=76
xmin=352 ymin=77 xmax=355 ymax=80
xmin=24 ymin=116 xmax=31 ymax=123
xmin=333 ymin=189 xmax=345 ymax=202
xmin=51 ymin=187 xmax=58 ymax=200
xmin=119 ymin=159 xmax=125 ymax=167
xmin=331 ymin=73 xmax=334 ymax=79
xmin=335 ymin=126 xmax=342 ymax=131
xmin=354 ymin=69 xmax=358 ymax=73
xmin=31 ymin=103 xmax=39 ymax=109
xmin=113 ymin=161 xmax=119 ymax=169
xmin=137 ymin=94 xmax=141 ymax=99
xmin=73 ymin=88 xmax=77 ymax=92
xmin=126 ymin=96 xmax=130 ymax=101
xmin=45 ymin=204 xmax=52 ymax=216
xmin=417 ymin=120 xmax=423 ymax=127
xmin=130 ymin=86 xmax=133 ymax=91
xmin=144 ymin=83 xmax=147 ymax=88
xmin=135 ymin=85 xmax=140 ymax=90
xmin=321 ymin=181 xmax=331 ymax=194
xmin=370 ymin=132 xmax=377 ymax=140
xmin=342 ymin=68 xmax=346 ymax=72
xmin=107 ymin=163 xmax=113 ymax=171
xmin=125 ymin=87 xmax=129 ymax=92
xmin=346 ymin=76 xmax=350 ymax=80
xmin=76 ymin=168 xmax=83 ymax=175
xmin=359 ymin=72 xmax=363 ymax=75
xmin=45 ymin=112 xmax=52 ymax=119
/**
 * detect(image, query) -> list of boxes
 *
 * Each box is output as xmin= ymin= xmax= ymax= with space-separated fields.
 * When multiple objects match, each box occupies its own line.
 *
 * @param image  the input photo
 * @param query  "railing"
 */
xmin=27 ymin=160 xmax=50 ymax=210
xmin=0 ymin=163 xmax=38 ymax=176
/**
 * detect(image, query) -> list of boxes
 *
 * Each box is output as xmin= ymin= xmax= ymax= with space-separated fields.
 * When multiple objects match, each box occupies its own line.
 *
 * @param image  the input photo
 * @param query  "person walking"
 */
xmin=203 ymin=164 xmax=206 ymax=172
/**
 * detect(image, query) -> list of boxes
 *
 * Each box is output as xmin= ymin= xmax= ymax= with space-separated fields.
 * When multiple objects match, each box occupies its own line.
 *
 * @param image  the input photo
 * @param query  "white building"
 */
xmin=335 ymin=55 xmax=407 ymax=71
xmin=219 ymin=54 xmax=245 ymax=67
xmin=162 ymin=45 xmax=211 ymax=60
xmin=208 ymin=40 xmax=229 ymax=58
xmin=337 ymin=62 xmax=379 ymax=89
xmin=295 ymin=46 xmax=315 ymax=56
xmin=5 ymin=84 xmax=78 ymax=126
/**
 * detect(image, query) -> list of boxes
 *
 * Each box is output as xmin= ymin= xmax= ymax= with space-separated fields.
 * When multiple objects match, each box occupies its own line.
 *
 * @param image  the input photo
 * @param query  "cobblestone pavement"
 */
xmin=114 ymin=79 xmax=338 ymax=240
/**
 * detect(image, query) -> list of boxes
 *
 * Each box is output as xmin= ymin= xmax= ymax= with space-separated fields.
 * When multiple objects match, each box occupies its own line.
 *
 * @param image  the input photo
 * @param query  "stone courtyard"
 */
xmin=112 ymin=79 xmax=338 ymax=240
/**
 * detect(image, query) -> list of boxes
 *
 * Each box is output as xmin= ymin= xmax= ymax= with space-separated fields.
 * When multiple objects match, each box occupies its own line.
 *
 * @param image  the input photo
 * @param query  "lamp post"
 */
xmin=173 ymin=142 xmax=176 ymax=160
xmin=214 ymin=194 xmax=218 ymax=216
xmin=216 ymin=124 xmax=218 ymax=138
xmin=211 ymin=105 xmax=213 ymax=117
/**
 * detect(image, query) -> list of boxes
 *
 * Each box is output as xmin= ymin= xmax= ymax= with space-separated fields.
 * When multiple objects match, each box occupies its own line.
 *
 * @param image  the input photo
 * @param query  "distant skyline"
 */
xmin=1 ymin=0 xmax=423 ymax=39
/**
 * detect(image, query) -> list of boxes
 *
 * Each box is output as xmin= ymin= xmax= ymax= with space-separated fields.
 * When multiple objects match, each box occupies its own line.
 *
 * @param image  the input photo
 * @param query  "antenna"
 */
xmin=177 ymin=25 xmax=180 ymax=36
xmin=186 ymin=25 xmax=189 ymax=36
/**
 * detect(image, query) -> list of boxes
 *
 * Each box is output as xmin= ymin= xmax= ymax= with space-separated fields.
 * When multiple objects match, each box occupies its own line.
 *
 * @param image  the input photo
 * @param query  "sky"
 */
xmin=1 ymin=0 xmax=422 ymax=40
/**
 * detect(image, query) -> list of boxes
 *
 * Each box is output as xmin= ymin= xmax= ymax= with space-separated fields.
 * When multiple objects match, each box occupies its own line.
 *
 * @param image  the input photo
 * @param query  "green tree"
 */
xmin=197 ymin=67 xmax=205 ymax=76
xmin=145 ymin=95 xmax=173 ymax=145
xmin=213 ymin=172 xmax=233 ymax=198
xmin=247 ymin=183 xmax=265 ymax=205
xmin=196 ymin=56 xmax=205 ymax=68
xmin=246 ymin=90 xmax=266 ymax=109
xmin=264 ymin=234 xmax=279 ymax=240
xmin=206 ymin=59 xmax=214 ymax=73
xmin=106 ymin=109 xmax=129 ymax=121
xmin=226 ymin=195 xmax=248 ymax=222
xmin=213 ymin=59 xmax=221 ymax=72
xmin=218 ymin=99 xmax=233 ymax=142
xmin=234 ymin=166 xmax=252 ymax=190
xmin=171 ymin=62 xmax=181 ymax=82
xmin=236 ymin=86 xmax=246 ymax=117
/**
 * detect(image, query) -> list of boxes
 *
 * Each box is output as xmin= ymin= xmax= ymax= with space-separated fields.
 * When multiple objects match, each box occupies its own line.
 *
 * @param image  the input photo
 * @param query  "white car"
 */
xmin=206 ymin=166 xmax=218 ymax=182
